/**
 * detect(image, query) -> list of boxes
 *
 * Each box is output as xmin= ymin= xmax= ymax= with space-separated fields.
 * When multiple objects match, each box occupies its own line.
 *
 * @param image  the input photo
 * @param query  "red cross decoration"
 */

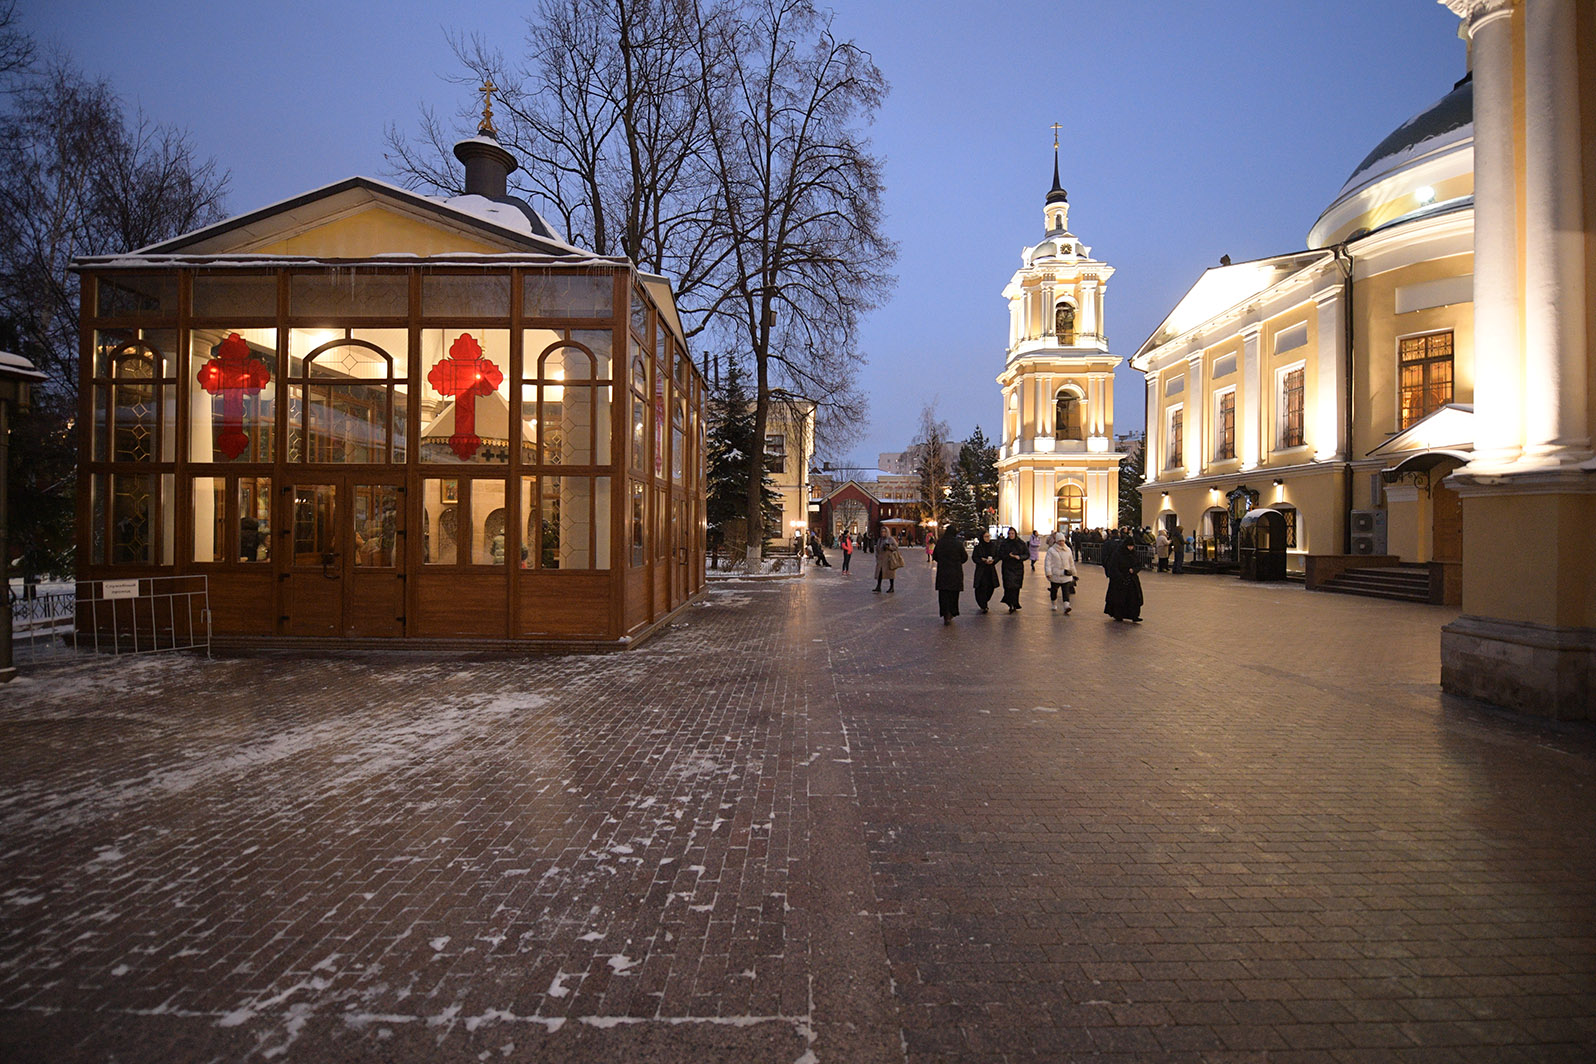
xmin=426 ymin=333 xmax=504 ymax=460
xmin=196 ymin=332 xmax=272 ymax=460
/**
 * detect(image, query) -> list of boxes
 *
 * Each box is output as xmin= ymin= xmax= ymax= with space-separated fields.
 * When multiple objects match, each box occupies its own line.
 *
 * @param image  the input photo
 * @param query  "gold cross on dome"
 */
xmin=478 ymin=79 xmax=498 ymax=136
xmin=1051 ymin=122 xmax=1062 ymax=150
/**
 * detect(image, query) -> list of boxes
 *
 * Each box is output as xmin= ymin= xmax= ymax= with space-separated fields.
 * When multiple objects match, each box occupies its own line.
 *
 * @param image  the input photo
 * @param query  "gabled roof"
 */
xmin=1132 ymin=249 xmax=1332 ymax=365
xmin=136 ymin=176 xmax=583 ymax=258
xmin=1367 ymin=403 xmax=1474 ymax=459
xmin=823 ymin=479 xmax=882 ymax=505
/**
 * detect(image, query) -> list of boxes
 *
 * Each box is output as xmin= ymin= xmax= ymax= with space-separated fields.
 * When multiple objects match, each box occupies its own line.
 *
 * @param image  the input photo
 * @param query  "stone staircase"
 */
xmin=1316 ymin=564 xmax=1433 ymax=603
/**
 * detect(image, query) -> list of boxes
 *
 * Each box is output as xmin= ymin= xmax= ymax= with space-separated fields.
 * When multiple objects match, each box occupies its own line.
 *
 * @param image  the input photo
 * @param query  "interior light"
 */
xmin=1415 ymin=185 xmax=1436 ymax=206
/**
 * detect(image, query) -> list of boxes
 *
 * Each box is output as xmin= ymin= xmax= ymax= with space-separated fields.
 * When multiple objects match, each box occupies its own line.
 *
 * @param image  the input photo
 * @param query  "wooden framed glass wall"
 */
xmin=77 ymin=260 xmax=705 ymax=645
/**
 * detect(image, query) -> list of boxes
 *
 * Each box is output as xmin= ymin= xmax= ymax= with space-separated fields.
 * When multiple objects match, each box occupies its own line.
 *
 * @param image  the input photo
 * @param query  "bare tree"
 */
xmin=388 ymin=1 xmax=896 ymax=563
xmin=911 ymin=402 xmax=953 ymax=533
xmin=0 ymin=56 xmax=228 ymax=400
xmin=697 ymin=0 xmax=895 ymax=564
xmin=0 ymin=1 xmax=32 ymax=86
xmin=385 ymin=0 xmax=730 ymax=329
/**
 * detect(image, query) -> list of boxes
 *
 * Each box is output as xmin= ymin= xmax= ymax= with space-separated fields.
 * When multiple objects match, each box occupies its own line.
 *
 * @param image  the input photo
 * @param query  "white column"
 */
xmin=1103 ymin=372 xmax=1114 ymax=438
xmin=1521 ymin=0 xmax=1590 ymax=464
xmin=1450 ymin=0 xmax=1523 ymax=469
xmin=1145 ymin=376 xmax=1160 ymax=475
xmin=1187 ymin=351 xmax=1205 ymax=473
xmin=1009 ymin=296 xmax=1020 ymax=350
xmin=1080 ymin=280 xmax=1098 ymax=340
xmin=1241 ymin=323 xmax=1262 ymax=469
xmin=1313 ymin=286 xmax=1345 ymax=461
xmin=1042 ymin=281 xmax=1056 ymax=338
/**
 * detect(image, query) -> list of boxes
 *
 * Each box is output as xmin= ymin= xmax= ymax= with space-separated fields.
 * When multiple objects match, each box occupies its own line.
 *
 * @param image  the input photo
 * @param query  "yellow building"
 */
xmin=761 ymin=394 xmax=815 ymax=547
xmin=1135 ymin=0 xmax=1595 ymax=718
xmin=997 ymin=152 xmax=1122 ymax=536
xmin=1132 ymin=66 xmax=1476 ymax=578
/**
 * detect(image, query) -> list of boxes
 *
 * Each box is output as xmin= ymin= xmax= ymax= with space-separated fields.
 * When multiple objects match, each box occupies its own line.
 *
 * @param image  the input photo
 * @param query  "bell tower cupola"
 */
xmin=1045 ymin=125 xmax=1069 ymax=234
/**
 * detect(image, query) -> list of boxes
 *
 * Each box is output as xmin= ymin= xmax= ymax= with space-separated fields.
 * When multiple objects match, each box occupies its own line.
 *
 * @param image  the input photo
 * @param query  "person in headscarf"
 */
xmin=970 ymin=529 xmax=1000 ymax=613
xmin=1103 ymin=535 xmax=1145 ymax=622
xmin=999 ymin=527 xmax=1027 ymax=613
xmin=932 ymin=524 xmax=968 ymax=626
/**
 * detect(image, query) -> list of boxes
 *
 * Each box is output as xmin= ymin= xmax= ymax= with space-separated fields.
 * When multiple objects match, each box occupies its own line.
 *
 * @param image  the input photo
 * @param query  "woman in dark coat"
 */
xmin=1103 ymin=537 xmax=1145 ymax=622
xmin=932 ymin=526 xmax=968 ymax=625
xmin=970 ymin=530 xmax=1000 ymax=613
xmin=999 ymin=527 xmax=1027 ymax=613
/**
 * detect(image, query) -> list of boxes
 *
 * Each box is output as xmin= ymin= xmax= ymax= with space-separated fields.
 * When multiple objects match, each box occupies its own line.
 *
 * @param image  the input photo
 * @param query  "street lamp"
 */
xmin=1 ymin=351 xmax=48 ymax=684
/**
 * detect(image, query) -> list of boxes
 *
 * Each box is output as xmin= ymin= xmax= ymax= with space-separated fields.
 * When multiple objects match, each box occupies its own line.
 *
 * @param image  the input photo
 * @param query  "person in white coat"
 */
xmin=1044 ymin=535 xmax=1077 ymax=614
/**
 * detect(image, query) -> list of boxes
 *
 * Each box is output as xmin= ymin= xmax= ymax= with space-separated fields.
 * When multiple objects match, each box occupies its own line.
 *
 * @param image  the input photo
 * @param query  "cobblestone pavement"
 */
xmin=2 ymin=562 xmax=1594 ymax=1063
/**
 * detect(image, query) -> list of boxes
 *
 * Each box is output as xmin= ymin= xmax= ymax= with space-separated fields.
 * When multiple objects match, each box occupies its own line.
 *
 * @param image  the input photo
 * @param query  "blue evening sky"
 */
xmin=24 ymin=1 xmax=1467 ymax=467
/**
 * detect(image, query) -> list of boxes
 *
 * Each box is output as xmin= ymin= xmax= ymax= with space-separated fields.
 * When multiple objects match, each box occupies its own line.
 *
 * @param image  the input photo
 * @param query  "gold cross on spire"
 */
xmin=1051 ymin=122 xmax=1062 ymax=151
xmin=478 ymin=79 xmax=498 ymax=137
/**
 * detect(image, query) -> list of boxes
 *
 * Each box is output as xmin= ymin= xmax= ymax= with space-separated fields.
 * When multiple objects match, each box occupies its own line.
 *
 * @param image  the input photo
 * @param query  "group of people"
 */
xmin=811 ymin=521 xmax=1155 ymax=626
xmin=923 ymin=525 xmax=1144 ymax=626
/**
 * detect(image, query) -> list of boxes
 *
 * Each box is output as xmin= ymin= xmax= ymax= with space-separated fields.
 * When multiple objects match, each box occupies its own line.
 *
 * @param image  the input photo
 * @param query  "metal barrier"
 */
xmin=75 ymin=575 xmax=212 ymax=658
xmin=705 ymin=545 xmax=801 ymax=576
xmin=9 ymin=589 xmax=77 ymax=661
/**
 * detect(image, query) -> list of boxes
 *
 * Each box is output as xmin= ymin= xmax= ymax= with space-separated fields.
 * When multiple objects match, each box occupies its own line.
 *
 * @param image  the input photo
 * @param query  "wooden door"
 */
xmin=1432 ymin=472 xmax=1462 ymax=562
xmin=282 ymin=477 xmax=405 ymax=637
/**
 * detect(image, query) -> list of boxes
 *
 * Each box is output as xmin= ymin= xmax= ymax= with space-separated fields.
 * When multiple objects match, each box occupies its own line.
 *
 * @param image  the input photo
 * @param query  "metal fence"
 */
xmin=70 ymin=576 xmax=212 ymax=658
xmin=9 ymin=588 xmax=77 ymax=662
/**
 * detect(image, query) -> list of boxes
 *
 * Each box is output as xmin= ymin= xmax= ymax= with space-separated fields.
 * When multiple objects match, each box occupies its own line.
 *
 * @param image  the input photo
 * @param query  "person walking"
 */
xmin=874 ymin=531 xmax=904 ymax=592
xmin=970 ymin=529 xmax=1000 ymax=613
xmin=1155 ymin=527 xmax=1170 ymax=573
xmin=809 ymin=531 xmax=832 ymax=567
xmin=1172 ymin=526 xmax=1185 ymax=575
xmin=932 ymin=524 xmax=968 ymax=625
xmin=1027 ymin=531 xmax=1042 ymax=571
xmin=1103 ymin=535 xmax=1145 ymax=622
xmin=839 ymin=531 xmax=853 ymax=575
xmin=924 ymin=531 xmax=935 ymax=566
xmin=999 ymin=527 xmax=1027 ymax=613
xmin=1044 ymin=533 xmax=1077 ymax=614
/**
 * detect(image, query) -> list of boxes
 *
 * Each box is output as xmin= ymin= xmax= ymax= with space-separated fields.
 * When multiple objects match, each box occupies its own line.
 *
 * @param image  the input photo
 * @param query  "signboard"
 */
xmin=102 ymin=579 xmax=141 ymax=600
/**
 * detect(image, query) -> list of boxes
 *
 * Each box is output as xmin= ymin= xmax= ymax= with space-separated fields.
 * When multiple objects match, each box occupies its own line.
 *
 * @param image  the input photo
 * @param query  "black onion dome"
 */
xmin=1340 ymin=75 xmax=1473 ymax=194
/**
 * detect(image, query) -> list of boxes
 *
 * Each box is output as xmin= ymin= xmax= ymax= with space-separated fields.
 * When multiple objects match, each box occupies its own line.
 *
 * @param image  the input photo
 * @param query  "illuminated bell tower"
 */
xmin=996 ymin=131 xmax=1123 ymax=535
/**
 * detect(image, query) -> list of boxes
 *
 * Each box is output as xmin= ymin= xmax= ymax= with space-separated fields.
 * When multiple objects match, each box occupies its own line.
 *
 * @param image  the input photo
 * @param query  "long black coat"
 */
xmin=1103 ymin=541 xmax=1145 ymax=621
xmin=932 ymin=533 xmax=968 ymax=590
xmin=999 ymin=536 xmax=1027 ymax=589
xmin=971 ymin=539 xmax=1000 ymax=594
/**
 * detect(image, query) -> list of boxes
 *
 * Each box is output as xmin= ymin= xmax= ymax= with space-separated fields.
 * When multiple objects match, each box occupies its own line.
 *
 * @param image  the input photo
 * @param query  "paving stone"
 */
xmin=1 ymin=567 xmax=1594 ymax=1061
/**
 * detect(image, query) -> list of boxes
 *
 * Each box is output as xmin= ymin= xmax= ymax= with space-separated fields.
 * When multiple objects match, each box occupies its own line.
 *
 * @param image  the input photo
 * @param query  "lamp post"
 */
xmin=0 ymin=351 xmax=47 ymax=683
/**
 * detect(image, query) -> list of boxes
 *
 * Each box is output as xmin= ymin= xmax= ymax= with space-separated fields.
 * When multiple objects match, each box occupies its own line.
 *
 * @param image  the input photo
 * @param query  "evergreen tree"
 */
xmin=945 ymin=425 xmax=999 ymax=537
xmin=704 ymin=357 xmax=780 ymax=552
xmin=1118 ymin=434 xmax=1146 ymax=527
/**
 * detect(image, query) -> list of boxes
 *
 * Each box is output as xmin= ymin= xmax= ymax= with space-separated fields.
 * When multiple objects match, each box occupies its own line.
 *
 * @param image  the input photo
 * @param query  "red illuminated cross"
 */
xmin=426 ymin=333 xmax=504 ymax=460
xmin=196 ymin=332 xmax=272 ymax=460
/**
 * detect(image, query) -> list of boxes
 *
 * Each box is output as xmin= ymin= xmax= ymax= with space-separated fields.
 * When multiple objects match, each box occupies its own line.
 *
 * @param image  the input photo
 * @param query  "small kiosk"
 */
xmin=74 ymin=124 xmax=705 ymax=650
xmin=1237 ymin=508 xmax=1287 ymax=582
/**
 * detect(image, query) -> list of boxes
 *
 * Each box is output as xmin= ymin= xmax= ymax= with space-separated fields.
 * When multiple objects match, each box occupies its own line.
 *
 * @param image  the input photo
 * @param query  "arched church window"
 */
xmin=1056 ymin=483 xmax=1084 ymax=530
xmin=1055 ymin=303 xmax=1076 ymax=344
xmin=288 ymin=332 xmax=404 ymax=463
xmin=1054 ymin=387 xmax=1084 ymax=441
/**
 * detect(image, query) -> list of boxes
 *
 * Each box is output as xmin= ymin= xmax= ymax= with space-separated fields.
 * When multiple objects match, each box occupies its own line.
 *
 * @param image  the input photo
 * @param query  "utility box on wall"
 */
xmin=1350 ymin=509 xmax=1388 ymax=555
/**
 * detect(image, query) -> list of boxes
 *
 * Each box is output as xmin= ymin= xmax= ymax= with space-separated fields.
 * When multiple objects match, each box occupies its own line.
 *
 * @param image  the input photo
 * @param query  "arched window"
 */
xmin=1056 ymin=483 xmax=1085 ymax=530
xmin=1055 ymin=303 xmax=1076 ymax=344
xmin=290 ymin=337 xmax=400 ymax=463
xmin=1054 ymin=387 xmax=1084 ymax=441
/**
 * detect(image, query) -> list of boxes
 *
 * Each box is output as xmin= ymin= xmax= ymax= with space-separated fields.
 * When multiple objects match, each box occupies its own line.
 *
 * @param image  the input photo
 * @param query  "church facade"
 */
xmin=73 ymin=121 xmax=706 ymax=650
xmin=996 ymin=158 xmax=1122 ymax=537
xmin=1131 ymin=67 xmax=1475 ymax=577
xmin=1135 ymin=0 xmax=1595 ymax=718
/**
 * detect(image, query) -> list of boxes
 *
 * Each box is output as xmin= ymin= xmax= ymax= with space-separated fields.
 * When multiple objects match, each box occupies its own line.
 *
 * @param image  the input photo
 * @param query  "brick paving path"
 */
xmin=1 ymin=562 xmax=1593 ymax=1062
